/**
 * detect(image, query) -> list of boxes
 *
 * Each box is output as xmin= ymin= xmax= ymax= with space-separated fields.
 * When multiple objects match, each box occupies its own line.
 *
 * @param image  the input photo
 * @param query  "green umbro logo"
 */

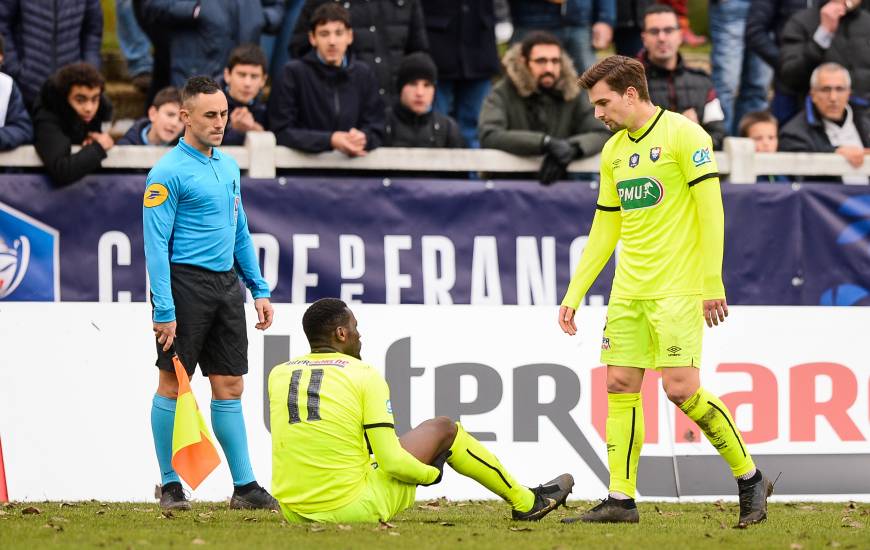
xmin=616 ymin=177 xmax=664 ymax=210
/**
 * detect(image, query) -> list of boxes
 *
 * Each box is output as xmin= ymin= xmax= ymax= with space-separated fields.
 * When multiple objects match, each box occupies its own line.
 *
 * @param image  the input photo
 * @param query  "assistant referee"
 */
xmin=143 ymin=76 xmax=276 ymax=511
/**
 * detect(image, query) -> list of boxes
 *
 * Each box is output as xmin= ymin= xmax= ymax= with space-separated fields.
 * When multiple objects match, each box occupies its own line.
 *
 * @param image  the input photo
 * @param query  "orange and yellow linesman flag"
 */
xmin=171 ymin=355 xmax=220 ymax=489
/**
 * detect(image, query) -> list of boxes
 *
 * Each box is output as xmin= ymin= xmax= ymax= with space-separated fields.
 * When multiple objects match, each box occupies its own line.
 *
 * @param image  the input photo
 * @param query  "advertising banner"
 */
xmin=1 ymin=304 xmax=867 ymax=502
xmin=1 ymin=175 xmax=868 ymax=306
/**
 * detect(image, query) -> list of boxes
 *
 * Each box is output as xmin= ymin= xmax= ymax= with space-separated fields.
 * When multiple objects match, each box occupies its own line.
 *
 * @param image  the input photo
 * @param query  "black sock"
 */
xmin=234 ymin=480 xmax=259 ymax=493
xmin=737 ymin=469 xmax=763 ymax=488
xmin=608 ymin=496 xmax=637 ymax=509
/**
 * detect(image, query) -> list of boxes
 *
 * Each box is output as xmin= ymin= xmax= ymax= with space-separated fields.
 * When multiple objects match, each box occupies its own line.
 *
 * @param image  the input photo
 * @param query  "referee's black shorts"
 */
xmin=153 ymin=263 xmax=248 ymax=377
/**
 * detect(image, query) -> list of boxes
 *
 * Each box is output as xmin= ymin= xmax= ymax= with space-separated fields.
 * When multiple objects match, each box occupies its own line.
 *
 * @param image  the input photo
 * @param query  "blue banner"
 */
xmin=0 ymin=174 xmax=867 ymax=305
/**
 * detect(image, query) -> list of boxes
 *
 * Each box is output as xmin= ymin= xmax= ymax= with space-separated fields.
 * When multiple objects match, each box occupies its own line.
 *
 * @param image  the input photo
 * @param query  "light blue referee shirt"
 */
xmin=143 ymin=137 xmax=270 ymax=323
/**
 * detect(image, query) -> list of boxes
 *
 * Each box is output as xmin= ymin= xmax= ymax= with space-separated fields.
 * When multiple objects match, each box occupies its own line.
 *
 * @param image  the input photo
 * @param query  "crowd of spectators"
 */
xmin=0 ymin=0 xmax=868 ymax=186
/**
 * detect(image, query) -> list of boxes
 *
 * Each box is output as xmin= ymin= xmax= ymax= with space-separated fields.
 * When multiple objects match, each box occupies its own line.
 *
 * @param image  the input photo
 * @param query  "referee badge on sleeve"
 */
xmin=143 ymin=183 xmax=169 ymax=207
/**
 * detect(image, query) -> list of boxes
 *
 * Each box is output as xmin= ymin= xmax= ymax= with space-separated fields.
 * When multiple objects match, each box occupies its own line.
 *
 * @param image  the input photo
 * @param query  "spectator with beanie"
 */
xmin=117 ymin=86 xmax=182 ymax=146
xmin=385 ymin=52 xmax=463 ymax=148
xmin=0 ymin=33 xmax=33 ymax=150
xmin=220 ymin=44 xmax=270 ymax=145
xmin=32 ymin=62 xmax=113 ymax=185
xmin=268 ymin=3 xmax=384 ymax=156
xmin=0 ymin=0 xmax=103 ymax=110
xmin=421 ymin=0 xmax=501 ymax=148
xmin=479 ymin=31 xmax=608 ymax=184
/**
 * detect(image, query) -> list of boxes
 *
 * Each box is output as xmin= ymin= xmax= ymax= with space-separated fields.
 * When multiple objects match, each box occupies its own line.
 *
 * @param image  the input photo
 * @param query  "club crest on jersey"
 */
xmin=616 ymin=177 xmax=665 ymax=210
xmin=692 ymin=147 xmax=712 ymax=168
xmin=629 ymin=153 xmax=640 ymax=168
xmin=650 ymin=147 xmax=661 ymax=162
xmin=601 ymin=337 xmax=611 ymax=351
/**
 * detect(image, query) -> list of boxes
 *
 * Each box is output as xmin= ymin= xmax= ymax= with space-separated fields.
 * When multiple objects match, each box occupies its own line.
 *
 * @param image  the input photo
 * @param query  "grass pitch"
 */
xmin=0 ymin=499 xmax=866 ymax=549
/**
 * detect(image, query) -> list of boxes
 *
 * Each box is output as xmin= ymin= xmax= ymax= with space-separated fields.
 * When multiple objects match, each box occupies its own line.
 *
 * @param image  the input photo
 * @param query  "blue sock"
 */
xmin=151 ymin=394 xmax=181 ymax=485
xmin=210 ymin=399 xmax=256 ymax=487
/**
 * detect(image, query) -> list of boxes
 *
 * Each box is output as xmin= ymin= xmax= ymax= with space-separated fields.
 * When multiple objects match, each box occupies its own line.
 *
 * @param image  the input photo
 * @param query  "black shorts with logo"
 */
xmin=153 ymin=263 xmax=248 ymax=377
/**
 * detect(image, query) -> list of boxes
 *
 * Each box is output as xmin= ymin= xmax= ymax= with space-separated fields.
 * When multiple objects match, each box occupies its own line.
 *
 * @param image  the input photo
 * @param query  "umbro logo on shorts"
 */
xmin=667 ymin=345 xmax=682 ymax=357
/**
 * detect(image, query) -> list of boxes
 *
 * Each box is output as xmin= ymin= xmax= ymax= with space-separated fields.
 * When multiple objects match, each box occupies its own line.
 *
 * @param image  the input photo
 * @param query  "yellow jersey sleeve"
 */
xmin=677 ymin=120 xmax=719 ymax=186
xmin=690 ymin=176 xmax=727 ymax=300
xmin=597 ymin=139 xmax=621 ymax=209
xmin=361 ymin=368 xmax=396 ymax=428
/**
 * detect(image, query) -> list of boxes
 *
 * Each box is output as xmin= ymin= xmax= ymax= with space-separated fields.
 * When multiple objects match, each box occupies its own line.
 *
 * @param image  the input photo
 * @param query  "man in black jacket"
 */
xmin=32 ymin=62 xmax=113 ymax=186
xmin=639 ymin=4 xmax=725 ymax=149
xmin=779 ymin=62 xmax=870 ymax=183
xmin=268 ymin=3 xmax=384 ymax=156
xmin=779 ymin=0 xmax=870 ymax=101
xmin=745 ymin=0 xmax=823 ymax=124
xmin=384 ymin=52 xmax=463 ymax=148
xmin=289 ymin=0 xmax=428 ymax=105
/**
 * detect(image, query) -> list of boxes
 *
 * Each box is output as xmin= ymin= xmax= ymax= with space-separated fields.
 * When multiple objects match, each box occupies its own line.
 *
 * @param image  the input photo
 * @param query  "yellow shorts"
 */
xmin=280 ymin=463 xmax=416 ymax=523
xmin=599 ymin=295 xmax=703 ymax=370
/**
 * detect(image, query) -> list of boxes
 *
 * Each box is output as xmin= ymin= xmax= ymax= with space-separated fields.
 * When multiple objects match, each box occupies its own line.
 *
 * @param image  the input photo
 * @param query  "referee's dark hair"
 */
xmin=181 ymin=76 xmax=221 ymax=105
xmin=578 ymin=55 xmax=651 ymax=101
xmin=309 ymin=2 xmax=351 ymax=32
xmin=303 ymin=298 xmax=351 ymax=344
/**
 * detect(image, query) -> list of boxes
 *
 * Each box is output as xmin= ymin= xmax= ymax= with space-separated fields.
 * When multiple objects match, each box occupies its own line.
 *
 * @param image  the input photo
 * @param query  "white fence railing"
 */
xmin=1 ymin=133 xmax=868 ymax=184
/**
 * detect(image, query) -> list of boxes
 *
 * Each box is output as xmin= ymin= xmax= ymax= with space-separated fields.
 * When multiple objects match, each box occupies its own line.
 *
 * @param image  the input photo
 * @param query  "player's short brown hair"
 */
xmin=577 ymin=55 xmax=650 ymax=101
xmin=737 ymin=111 xmax=778 ymax=137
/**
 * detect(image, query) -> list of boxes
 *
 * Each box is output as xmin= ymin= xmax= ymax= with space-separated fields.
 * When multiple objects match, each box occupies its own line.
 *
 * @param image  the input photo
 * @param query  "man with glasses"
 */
xmin=639 ymin=4 xmax=725 ymax=149
xmin=479 ymin=31 xmax=609 ymax=184
xmin=779 ymin=62 xmax=870 ymax=183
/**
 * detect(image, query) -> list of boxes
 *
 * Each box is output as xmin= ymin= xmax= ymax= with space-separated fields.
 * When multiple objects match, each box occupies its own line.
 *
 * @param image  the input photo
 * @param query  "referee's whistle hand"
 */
xmin=153 ymin=321 xmax=177 ymax=352
xmin=255 ymin=298 xmax=274 ymax=331
xmin=559 ymin=306 xmax=578 ymax=336
xmin=703 ymin=299 xmax=728 ymax=328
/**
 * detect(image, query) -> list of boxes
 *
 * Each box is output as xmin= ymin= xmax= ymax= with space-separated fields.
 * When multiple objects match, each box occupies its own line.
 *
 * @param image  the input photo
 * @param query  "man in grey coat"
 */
xmin=479 ymin=31 xmax=609 ymax=184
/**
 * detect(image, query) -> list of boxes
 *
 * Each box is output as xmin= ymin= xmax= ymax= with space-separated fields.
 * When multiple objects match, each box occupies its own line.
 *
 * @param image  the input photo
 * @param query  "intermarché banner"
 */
xmin=0 ymin=303 xmax=867 ymax=502
xmin=0 ymin=174 xmax=869 ymax=306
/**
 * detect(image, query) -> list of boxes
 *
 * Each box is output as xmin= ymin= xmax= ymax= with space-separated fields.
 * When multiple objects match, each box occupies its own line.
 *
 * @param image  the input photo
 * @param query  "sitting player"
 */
xmin=269 ymin=298 xmax=574 ymax=523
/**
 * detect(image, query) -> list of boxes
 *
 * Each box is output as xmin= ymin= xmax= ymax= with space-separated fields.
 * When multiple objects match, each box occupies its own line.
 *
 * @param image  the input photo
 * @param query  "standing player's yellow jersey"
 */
xmin=595 ymin=107 xmax=724 ymax=300
xmin=269 ymin=352 xmax=395 ymax=514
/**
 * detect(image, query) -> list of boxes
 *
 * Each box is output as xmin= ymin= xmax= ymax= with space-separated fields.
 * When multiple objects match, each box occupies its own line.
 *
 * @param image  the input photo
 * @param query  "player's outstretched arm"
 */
xmin=559 ymin=209 xmax=622 ymax=335
xmin=690 ymin=177 xmax=728 ymax=327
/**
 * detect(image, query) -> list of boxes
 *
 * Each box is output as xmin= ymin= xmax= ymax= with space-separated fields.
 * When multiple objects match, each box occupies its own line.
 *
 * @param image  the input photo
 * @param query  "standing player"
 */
xmin=557 ymin=56 xmax=772 ymax=526
xmin=269 ymin=298 xmax=574 ymax=523
xmin=144 ymin=76 xmax=276 ymax=511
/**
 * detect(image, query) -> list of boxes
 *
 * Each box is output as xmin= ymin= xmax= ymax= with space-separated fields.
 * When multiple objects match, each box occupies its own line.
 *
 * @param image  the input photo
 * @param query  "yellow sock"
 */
xmin=447 ymin=422 xmax=535 ymax=512
xmin=607 ymin=392 xmax=644 ymax=499
xmin=679 ymin=387 xmax=755 ymax=477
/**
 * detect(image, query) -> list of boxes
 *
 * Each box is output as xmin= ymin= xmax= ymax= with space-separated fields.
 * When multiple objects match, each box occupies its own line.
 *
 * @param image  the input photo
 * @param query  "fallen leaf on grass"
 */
xmin=791 ymin=543 xmax=804 ymax=550
xmin=841 ymin=518 xmax=863 ymax=529
xmin=337 ymin=524 xmax=352 ymax=531
xmin=830 ymin=542 xmax=841 ymax=548
xmin=798 ymin=505 xmax=816 ymax=511
xmin=95 ymin=510 xmax=106 ymax=515
xmin=43 ymin=522 xmax=63 ymax=532
xmin=22 ymin=506 xmax=41 ymax=515
xmin=388 ymin=532 xmax=400 ymax=537
xmin=440 ymin=522 xmax=455 ymax=527
xmin=310 ymin=525 xmax=326 ymax=533
xmin=243 ymin=517 xmax=258 ymax=522
xmin=377 ymin=520 xmax=396 ymax=530
xmin=418 ymin=503 xmax=441 ymax=511
xmin=50 ymin=517 xmax=68 ymax=522
xmin=848 ymin=502 xmax=858 ymax=509
xmin=161 ymin=511 xmax=174 ymax=519
xmin=455 ymin=502 xmax=470 ymax=507
xmin=509 ymin=526 xmax=532 ymax=532
xmin=654 ymin=506 xmax=682 ymax=517
xmin=60 ymin=502 xmax=78 ymax=508
xmin=0 ymin=510 xmax=7 ymax=516
xmin=133 ymin=508 xmax=155 ymax=513
xmin=191 ymin=538 xmax=206 ymax=545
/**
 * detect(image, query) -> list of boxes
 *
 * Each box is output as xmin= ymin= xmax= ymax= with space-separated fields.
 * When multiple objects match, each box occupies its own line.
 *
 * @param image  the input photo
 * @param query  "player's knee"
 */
xmin=607 ymin=376 xmax=636 ymax=394
xmin=664 ymin=386 xmax=693 ymax=406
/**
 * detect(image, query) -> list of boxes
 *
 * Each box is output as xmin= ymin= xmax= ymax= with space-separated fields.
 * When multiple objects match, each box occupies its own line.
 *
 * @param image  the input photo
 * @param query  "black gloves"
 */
xmin=420 ymin=450 xmax=452 ymax=486
xmin=539 ymin=135 xmax=579 ymax=185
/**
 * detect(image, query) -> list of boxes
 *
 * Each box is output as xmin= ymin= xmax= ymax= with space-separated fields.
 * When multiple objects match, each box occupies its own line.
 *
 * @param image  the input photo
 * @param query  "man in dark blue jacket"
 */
xmin=0 ymin=0 xmax=103 ymax=111
xmin=509 ymin=0 xmax=616 ymax=72
xmin=0 ymin=33 xmax=32 ymax=150
xmin=268 ymin=3 xmax=384 ymax=155
xmin=220 ymin=44 xmax=269 ymax=146
xmin=138 ymin=0 xmax=285 ymax=88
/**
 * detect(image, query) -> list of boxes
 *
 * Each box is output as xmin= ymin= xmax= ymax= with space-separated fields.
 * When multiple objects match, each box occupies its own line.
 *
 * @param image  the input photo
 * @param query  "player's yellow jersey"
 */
xmin=597 ymin=107 xmax=722 ymax=299
xmin=269 ymin=352 xmax=395 ymax=514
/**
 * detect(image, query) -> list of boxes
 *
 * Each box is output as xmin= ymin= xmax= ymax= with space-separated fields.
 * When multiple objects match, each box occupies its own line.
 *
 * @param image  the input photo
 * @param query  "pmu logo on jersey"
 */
xmin=0 ymin=201 xmax=59 ymax=301
xmin=616 ymin=177 xmax=664 ymax=210
xmin=692 ymin=147 xmax=712 ymax=168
